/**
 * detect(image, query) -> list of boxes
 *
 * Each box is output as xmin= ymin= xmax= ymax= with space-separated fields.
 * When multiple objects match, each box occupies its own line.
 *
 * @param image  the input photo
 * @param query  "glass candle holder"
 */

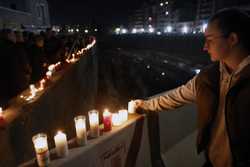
xmin=128 ymin=100 xmax=136 ymax=114
xmin=32 ymin=133 xmax=50 ymax=167
xmin=103 ymin=109 xmax=112 ymax=131
xmin=74 ymin=115 xmax=87 ymax=146
xmin=118 ymin=109 xmax=128 ymax=123
xmin=88 ymin=110 xmax=99 ymax=138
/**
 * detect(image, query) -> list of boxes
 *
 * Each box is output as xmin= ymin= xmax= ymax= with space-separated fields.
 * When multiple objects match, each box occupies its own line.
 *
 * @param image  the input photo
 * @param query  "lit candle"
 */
xmin=48 ymin=64 xmax=55 ymax=72
xmin=54 ymin=131 xmax=68 ymax=157
xmin=118 ymin=109 xmax=128 ymax=123
xmin=0 ymin=107 xmax=3 ymax=118
xmin=39 ymin=79 xmax=46 ymax=90
xmin=74 ymin=115 xmax=87 ymax=146
xmin=0 ymin=107 xmax=5 ymax=126
xmin=55 ymin=62 xmax=61 ymax=71
xmin=103 ymin=109 xmax=112 ymax=132
xmin=30 ymin=84 xmax=36 ymax=98
xmin=88 ymin=110 xmax=99 ymax=138
xmin=112 ymin=113 xmax=122 ymax=126
xmin=32 ymin=133 xmax=50 ymax=167
xmin=46 ymin=71 xmax=52 ymax=79
xmin=128 ymin=100 xmax=136 ymax=114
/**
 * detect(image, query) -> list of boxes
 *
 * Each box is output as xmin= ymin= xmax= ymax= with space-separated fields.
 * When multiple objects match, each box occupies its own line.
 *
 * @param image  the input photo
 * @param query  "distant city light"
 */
xmin=121 ymin=28 xmax=127 ymax=34
xmin=161 ymin=72 xmax=165 ymax=76
xmin=146 ymin=65 xmax=151 ymax=69
xmin=148 ymin=27 xmax=154 ymax=33
xmin=140 ymin=28 xmax=145 ymax=33
xmin=202 ymin=23 xmax=208 ymax=32
xmin=165 ymin=11 xmax=169 ymax=15
xmin=194 ymin=69 xmax=201 ymax=74
xmin=115 ymin=27 xmax=121 ymax=34
xmin=148 ymin=17 xmax=152 ymax=21
xmin=148 ymin=24 xmax=152 ymax=28
xmin=84 ymin=29 xmax=89 ymax=33
xmin=182 ymin=25 xmax=188 ymax=34
xmin=94 ymin=28 xmax=98 ymax=32
xmin=76 ymin=28 xmax=79 ymax=32
xmin=166 ymin=25 xmax=172 ymax=33
xmin=132 ymin=28 xmax=137 ymax=34
xmin=157 ymin=31 xmax=162 ymax=35
xmin=68 ymin=29 xmax=74 ymax=33
xmin=160 ymin=3 xmax=164 ymax=6
xmin=165 ymin=1 xmax=168 ymax=4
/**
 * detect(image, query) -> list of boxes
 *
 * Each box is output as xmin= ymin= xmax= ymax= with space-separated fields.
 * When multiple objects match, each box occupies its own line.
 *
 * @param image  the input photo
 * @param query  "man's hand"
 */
xmin=133 ymin=99 xmax=144 ymax=109
xmin=132 ymin=99 xmax=147 ymax=114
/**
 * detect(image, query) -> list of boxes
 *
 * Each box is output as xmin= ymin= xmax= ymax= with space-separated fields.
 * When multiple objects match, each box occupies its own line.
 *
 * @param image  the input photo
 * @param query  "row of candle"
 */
xmin=19 ymin=39 xmax=96 ymax=102
xmin=32 ymin=101 xmax=136 ymax=166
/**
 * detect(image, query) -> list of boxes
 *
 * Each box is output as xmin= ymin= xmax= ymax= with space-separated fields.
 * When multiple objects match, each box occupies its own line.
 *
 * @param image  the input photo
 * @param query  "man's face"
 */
xmin=203 ymin=20 xmax=231 ymax=62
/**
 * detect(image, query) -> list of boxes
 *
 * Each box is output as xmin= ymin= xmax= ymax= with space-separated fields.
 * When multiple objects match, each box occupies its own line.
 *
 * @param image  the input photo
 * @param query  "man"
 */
xmin=134 ymin=8 xmax=250 ymax=167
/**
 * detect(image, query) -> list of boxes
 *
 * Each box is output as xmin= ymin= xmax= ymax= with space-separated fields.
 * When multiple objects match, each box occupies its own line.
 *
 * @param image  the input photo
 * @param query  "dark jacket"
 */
xmin=196 ymin=63 xmax=250 ymax=167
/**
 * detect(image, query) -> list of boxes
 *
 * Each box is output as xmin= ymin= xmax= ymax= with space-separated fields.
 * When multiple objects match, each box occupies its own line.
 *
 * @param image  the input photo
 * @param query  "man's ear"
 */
xmin=228 ymin=32 xmax=239 ymax=47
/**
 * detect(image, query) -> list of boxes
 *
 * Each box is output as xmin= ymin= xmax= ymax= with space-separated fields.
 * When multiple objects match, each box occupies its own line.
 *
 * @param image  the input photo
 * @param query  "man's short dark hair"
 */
xmin=209 ymin=8 xmax=250 ymax=53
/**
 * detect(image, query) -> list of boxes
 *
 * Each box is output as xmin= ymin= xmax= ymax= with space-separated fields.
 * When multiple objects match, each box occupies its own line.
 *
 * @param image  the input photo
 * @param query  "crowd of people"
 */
xmin=0 ymin=28 xmax=87 ymax=106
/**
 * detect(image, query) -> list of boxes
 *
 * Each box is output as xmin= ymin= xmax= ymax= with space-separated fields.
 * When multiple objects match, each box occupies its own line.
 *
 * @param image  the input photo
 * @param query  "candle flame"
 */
xmin=103 ymin=109 xmax=111 ymax=117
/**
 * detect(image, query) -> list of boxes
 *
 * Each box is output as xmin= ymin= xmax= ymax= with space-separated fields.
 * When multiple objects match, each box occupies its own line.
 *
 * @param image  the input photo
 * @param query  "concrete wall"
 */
xmin=0 ymin=48 xmax=98 ymax=166
xmin=159 ymin=105 xmax=205 ymax=167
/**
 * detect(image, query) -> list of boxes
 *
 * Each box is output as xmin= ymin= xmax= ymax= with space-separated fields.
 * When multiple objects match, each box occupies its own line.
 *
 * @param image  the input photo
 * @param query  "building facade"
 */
xmin=129 ymin=0 xmax=177 ymax=33
xmin=0 ymin=0 xmax=50 ymax=29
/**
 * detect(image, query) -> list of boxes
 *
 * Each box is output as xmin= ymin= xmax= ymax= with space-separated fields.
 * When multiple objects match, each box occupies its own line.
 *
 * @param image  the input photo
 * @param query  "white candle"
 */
xmin=0 ymin=107 xmax=3 ymax=117
xmin=54 ymin=131 xmax=68 ymax=157
xmin=112 ymin=113 xmax=122 ymax=126
xmin=46 ymin=71 xmax=52 ymax=79
xmin=30 ymin=84 xmax=36 ymax=97
xmin=128 ymin=100 xmax=136 ymax=114
xmin=39 ymin=79 xmax=46 ymax=90
xmin=48 ymin=64 xmax=55 ymax=72
xmin=119 ymin=109 xmax=128 ymax=123
xmin=74 ymin=115 xmax=87 ymax=146
xmin=32 ymin=133 xmax=50 ymax=167
xmin=88 ymin=110 xmax=99 ymax=138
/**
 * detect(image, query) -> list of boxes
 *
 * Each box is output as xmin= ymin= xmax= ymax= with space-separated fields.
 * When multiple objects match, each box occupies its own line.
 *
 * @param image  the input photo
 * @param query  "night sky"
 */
xmin=48 ymin=0 xmax=146 ymax=26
